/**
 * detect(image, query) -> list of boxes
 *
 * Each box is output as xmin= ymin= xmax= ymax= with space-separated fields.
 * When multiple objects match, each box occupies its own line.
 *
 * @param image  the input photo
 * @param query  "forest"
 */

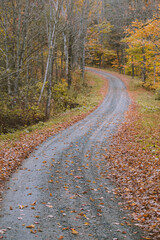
xmin=0 ymin=0 xmax=159 ymax=134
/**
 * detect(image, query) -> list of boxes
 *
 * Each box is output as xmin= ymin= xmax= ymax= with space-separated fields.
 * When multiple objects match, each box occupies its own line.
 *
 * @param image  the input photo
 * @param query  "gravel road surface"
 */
xmin=0 ymin=69 xmax=145 ymax=240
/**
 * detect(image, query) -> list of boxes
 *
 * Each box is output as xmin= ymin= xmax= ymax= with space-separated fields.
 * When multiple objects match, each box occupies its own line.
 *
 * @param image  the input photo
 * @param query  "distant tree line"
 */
xmin=86 ymin=0 xmax=160 ymax=88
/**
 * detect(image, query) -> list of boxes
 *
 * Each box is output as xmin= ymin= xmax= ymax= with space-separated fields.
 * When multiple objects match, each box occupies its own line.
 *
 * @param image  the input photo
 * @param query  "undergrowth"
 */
xmin=0 ymin=71 xmax=107 ymax=188
xmin=129 ymin=79 xmax=160 ymax=155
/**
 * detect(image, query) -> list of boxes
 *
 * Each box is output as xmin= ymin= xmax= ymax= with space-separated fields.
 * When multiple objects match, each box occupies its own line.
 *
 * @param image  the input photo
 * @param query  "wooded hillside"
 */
xmin=0 ymin=0 xmax=159 ymax=134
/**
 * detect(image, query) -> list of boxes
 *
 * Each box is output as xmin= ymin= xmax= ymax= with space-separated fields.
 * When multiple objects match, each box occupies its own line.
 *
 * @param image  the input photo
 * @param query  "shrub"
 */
xmin=0 ymin=105 xmax=45 ymax=134
xmin=53 ymin=81 xmax=79 ymax=112
xmin=155 ymin=88 xmax=160 ymax=100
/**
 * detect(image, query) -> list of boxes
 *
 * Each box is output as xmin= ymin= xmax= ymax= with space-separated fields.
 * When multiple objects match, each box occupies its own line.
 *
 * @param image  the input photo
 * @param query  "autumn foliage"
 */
xmin=123 ymin=16 xmax=160 ymax=89
xmin=104 ymin=73 xmax=160 ymax=239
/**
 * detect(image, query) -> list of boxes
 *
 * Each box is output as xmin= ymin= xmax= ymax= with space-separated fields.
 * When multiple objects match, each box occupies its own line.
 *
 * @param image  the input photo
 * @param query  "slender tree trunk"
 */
xmin=116 ymin=49 xmax=121 ymax=73
xmin=68 ymin=31 xmax=72 ymax=89
xmin=154 ymin=62 xmax=156 ymax=84
xmin=1 ymin=4 xmax=11 ymax=95
xmin=61 ymin=50 xmax=64 ymax=78
xmin=38 ymin=0 xmax=63 ymax=103
xmin=41 ymin=50 xmax=44 ymax=81
xmin=81 ymin=36 xmax=85 ymax=81
xmin=142 ymin=46 xmax=146 ymax=83
xmin=55 ymin=47 xmax=58 ymax=83
xmin=45 ymin=57 xmax=53 ymax=120
xmin=132 ymin=56 xmax=135 ymax=79
xmin=63 ymin=32 xmax=68 ymax=78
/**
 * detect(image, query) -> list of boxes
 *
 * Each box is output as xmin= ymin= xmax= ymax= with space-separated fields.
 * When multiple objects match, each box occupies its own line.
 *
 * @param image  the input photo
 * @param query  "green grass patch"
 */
xmin=129 ymin=77 xmax=160 ymax=154
xmin=92 ymin=66 xmax=160 ymax=154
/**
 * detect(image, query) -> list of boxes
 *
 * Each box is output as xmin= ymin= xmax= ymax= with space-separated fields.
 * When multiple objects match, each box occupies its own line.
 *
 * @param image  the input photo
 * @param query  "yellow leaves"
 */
xmin=71 ymin=228 xmax=79 ymax=235
xmin=124 ymin=17 xmax=160 ymax=81
xmin=84 ymin=222 xmax=90 ymax=225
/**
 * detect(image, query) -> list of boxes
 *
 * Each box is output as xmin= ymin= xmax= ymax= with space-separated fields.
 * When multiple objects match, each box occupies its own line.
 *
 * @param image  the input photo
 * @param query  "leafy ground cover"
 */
xmin=0 ymin=71 xmax=108 ymax=194
xmin=102 ymin=70 xmax=160 ymax=239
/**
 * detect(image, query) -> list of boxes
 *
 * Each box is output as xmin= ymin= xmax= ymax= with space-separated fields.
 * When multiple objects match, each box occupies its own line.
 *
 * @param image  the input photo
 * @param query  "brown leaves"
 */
xmin=0 ymin=70 xmax=108 ymax=195
xmin=105 ymin=96 xmax=160 ymax=238
xmin=26 ymin=225 xmax=35 ymax=229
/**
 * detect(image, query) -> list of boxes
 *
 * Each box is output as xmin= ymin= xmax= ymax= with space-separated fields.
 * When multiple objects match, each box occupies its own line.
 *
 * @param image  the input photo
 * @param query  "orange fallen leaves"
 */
xmin=0 ymin=70 xmax=108 ymax=195
xmin=26 ymin=224 xmax=35 ymax=229
xmin=71 ymin=228 xmax=79 ymax=235
xmin=58 ymin=236 xmax=64 ymax=240
xmin=105 ymin=100 xmax=160 ymax=239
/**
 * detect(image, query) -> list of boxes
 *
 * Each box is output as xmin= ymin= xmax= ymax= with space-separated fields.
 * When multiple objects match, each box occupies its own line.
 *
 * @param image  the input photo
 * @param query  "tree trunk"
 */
xmin=38 ymin=0 xmax=63 ymax=103
xmin=60 ymin=50 xmax=64 ymax=78
xmin=132 ymin=56 xmax=135 ymax=79
xmin=68 ymin=31 xmax=72 ymax=89
xmin=142 ymin=46 xmax=146 ymax=83
xmin=45 ymin=57 xmax=53 ymax=120
xmin=63 ymin=32 xmax=68 ymax=78
xmin=154 ymin=63 xmax=156 ymax=84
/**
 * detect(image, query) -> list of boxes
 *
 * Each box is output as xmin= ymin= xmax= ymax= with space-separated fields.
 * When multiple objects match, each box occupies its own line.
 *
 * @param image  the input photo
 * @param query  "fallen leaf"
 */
xmin=26 ymin=225 xmax=35 ymax=229
xmin=19 ymin=205 xmax=25 ymax=209
xmin=90 ymin=197 xmax=94 ymax=202
xmin=30 ymin=230 xmax=37 ymax=234
xmin=71 ymin=228 xmax=79 ymax=235
xmin=58 ymin=236 xmax=64 ymax=240
xmin=74 ymin=176 xmax=83 ymax=179
xmin=31 ymin=201 xmax=36 ymax=206
xmin=62 ymin=227 xmax=69 ymax=231
xmin=48 ymin=180 xmax=53 ymax=183
xmin=46 ymin=204 xmax=53 ymax=208
xmin=84 ymin=222 xmax=89 ymax=225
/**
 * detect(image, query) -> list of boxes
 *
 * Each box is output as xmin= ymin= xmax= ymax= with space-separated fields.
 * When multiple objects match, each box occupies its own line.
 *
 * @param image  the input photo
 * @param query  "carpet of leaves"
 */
xmin=104 ymin=74 xmax=160 ymax=239
xmin=0 ymin=73 xmax=108 ymax=195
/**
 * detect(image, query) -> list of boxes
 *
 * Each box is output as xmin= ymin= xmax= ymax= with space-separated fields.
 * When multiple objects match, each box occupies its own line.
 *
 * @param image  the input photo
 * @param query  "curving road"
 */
xmin=0 ymin=69 xmax=144 ymax=240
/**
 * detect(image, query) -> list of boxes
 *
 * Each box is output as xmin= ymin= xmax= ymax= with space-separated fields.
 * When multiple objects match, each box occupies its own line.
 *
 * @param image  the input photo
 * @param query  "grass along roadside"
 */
xmin=0 ymin=71 xmax=108 ymax=194
xmin=91 ymin=67 xmax=160 ymax=153
xmin=102 ymin=69 xmax=160 ymax=239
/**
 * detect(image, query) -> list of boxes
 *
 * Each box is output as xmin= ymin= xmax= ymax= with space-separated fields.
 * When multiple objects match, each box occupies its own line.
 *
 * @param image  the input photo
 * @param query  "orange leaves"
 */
xmin=58 ymin=236 xmax=64 ymax=240
xmin=48 ymin=180 xmax=53 ymax=183
xmin=26 ymin=224 xmax=35 ymax=229
xmin=71 ymin=228 xmax=79 ymax=235
xmin=105 ymin=90 xmax=160 ymax=238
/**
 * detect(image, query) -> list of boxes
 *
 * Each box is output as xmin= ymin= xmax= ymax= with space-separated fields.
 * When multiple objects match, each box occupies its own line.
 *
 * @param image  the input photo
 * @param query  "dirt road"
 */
xmin=0 ymin=69 xmax=145 ymax=240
